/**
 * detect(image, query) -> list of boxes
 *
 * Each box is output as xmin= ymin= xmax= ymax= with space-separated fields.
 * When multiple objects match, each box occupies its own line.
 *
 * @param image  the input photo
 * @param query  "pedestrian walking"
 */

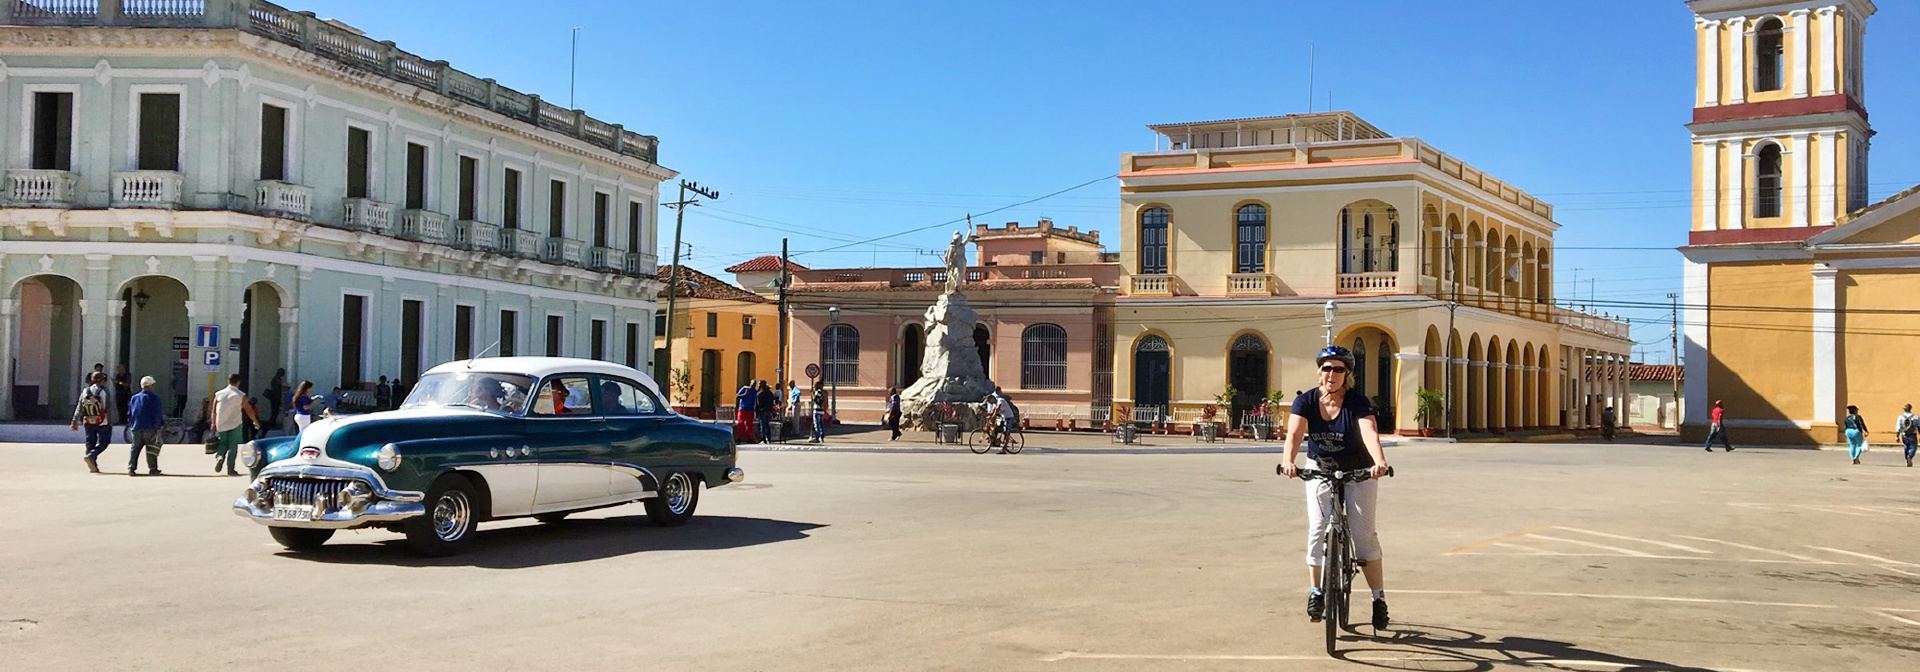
xmin=810 ymin=381 xmax=828 ymax=443
xmin=126 ymin=376 xmax=164 ymax=476
xmin=755 ymin=380 xmax=776 ymax=443
xmin=70 ymin=371 xmax=114 ymax=473
xmin=788 ymin=380 xmax=802 ymax=427
xmin=376 ymin=376 xmax=393 ymax=411
xmin=886 ymin=387 xmax=903 ymax=441
xmin=84 ymin=363 xmax=105 ymax=391
xmin=267 ymin=368 xmax=288 ymax=427
xmin=324 ymin=386 xmax=342 ymax=414
xmin=1844 ymin=405 xmax=1869 ymax=465
xmin=1896 ymin=404 xmax=1918 ymax=468
xmin=1601 ymin=406 xmax=1617 ymax=441
xmin=292 ymin=380 xmax=316 ymax=431
xmin=735 ymin=381 xmax=759 ymax=444
xmin=1703 ymin=399 xmax=1734 ymax=452
xmin=212 ymin=374 xmax=262 ymax=475
xmin=112 ymin=364 xmax=132 ymax=441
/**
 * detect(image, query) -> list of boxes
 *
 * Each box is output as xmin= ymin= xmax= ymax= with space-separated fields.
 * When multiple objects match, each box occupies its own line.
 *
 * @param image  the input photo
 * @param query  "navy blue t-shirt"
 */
xmin=1292 ymin=388 xmax=1377 ymax=471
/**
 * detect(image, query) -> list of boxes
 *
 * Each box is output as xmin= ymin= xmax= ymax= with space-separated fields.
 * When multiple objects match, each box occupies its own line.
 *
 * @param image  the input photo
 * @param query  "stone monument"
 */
xmin=900 ymin=231 xmax=996 ymax=428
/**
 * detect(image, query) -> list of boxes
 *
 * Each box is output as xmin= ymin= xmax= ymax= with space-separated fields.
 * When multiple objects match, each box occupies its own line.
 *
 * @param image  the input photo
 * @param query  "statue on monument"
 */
xmin=899 ymin=229 xmax=996 ymax=429
xmin=943 ymin=230 xmax=967 ymax=293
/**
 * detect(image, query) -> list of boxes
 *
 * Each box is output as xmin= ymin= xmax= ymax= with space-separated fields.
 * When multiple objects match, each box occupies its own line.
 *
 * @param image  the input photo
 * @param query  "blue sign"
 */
xmin=194 ymin=324 xmax=220 ymax=348
xmin=203 ymin=349 xmax=222 ymax=370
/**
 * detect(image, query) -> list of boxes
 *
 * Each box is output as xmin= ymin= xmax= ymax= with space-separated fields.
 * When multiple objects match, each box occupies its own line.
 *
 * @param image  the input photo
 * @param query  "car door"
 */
xmin=529 ymin=375 xmax=612 ymax=509
xmin=596 ymin=375 xmax=669 ymax=499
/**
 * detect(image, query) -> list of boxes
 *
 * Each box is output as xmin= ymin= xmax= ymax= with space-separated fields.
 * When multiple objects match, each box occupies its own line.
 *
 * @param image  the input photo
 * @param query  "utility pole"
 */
xmin=1443 ymin=231 xmax=1458 ymax=439
xmin=777 ymin=238 xmax=790 ymax=388
xmin=1669 ymin=292 xmax=1681 ymax=429
xmin=660 ymin=179 xmax=720 ymax=397
xmin=569 ymin=26 xmax=582 ymax=108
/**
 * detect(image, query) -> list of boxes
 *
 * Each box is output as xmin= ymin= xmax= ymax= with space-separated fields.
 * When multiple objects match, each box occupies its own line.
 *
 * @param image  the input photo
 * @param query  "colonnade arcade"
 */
xmin=1415 ymin=326 xmax=1629 ymax=432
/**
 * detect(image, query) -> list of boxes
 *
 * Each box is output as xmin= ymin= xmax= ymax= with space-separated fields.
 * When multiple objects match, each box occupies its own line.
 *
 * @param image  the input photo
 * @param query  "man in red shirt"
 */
xmin=1704 ymin=400 xmax=1734 ymax=452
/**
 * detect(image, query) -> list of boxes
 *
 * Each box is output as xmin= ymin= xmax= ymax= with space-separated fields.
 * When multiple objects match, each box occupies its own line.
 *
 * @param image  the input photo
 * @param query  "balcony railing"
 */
xmin=545 ymin=236 xmax=586 ymax=266
xmin=5 ymin=169 xmax=80 ymax=207
xmin=341 ymin=197 xmax=394 ymax=234
xmin=1129 ymin=274 xmax=1175 ymax=296
xmin=254 ymin=179 xmax=312 ymax=220
xmin=453 ymin=220 xmax=500 ymax=251
xmin=504 ymin=228 xmax=543 ymax=258
xmin=110 ymin=170 xmax=183 ymax=208
xmin=1336 ymin=271 xmax=1399 ymax=294
xmin=624 ymin=251 xmax=658 ymax=277
xmin=1553 ymin=305 xmax=1632 ymax=340
xmin=1226 ymin=273 xmax=1276 ymax=296
xmin=397 ymin=209 xmax=451 ymax=244
xmin=588 ymin=246 xmax=621 ymax=271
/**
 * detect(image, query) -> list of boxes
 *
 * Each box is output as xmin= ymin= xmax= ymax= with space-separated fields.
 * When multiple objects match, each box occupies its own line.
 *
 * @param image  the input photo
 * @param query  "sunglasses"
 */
xmin=1320 ymin=366 xmax=1347 ymax=374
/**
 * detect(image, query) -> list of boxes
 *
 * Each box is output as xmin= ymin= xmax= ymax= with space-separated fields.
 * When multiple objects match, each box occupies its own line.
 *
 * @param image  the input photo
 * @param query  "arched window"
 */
xmin=1388 ymin=218 xmax=1401 ymax=273
xmin=1234 ymin=204 xmax=1267 ymax=273
xmin=1535 ymin=249 xmax=1551 ymax=304
xmin=735 ymin=351 xmax=755 ymax=388
xmin=1755 ymin=143 xmax=1783 ymax=218
xmin=1340 ymin=208 xmax=1355 ymax=273
xmin=1755 ymin=18 xmax=1785 ymax=92
xmin=1362 ymin=212 xmax=1376 ymax=272
xmin=1020 ymin=324 xmax=1068 ymax=389
xmin=1466 ymin=223 xmax=1483 ymax=289
xmin=1138 ymin=207 xmax=1169 ymax=274
xmin=819 ymin=324 xmax=859 ymax=384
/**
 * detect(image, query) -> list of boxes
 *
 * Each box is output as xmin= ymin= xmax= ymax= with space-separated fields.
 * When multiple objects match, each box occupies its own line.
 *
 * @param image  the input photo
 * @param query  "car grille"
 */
xmin=268 ymin=477 xmax=347 ymax=509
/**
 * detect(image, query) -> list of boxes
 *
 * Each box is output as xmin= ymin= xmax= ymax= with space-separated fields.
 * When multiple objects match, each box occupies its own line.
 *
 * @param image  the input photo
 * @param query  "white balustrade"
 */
xmin=6 ymin=169 xmax=80 ymax=207
xmin=111 ymin=171 xmax=184 ymax=208
xmin=253 ymin=180 xmax=313 ymax=220
xmin=1226 ymin=273 xmax=1274 ymax=295
xmin=507 ymin=229 xmax=543 ymax=258
xmin=589 ymin=246 xmax=622 ymax=271
xmin=398 ymin=209 xmax=451 ymax=244
xmin=1130 ymin=274 xmax=1173 ymax=295
xmin=342 ymin=197 xmax=394 ymax=234
xmin=624 ymin=251 xmax=658 ymax=276
xmin=455 ymin=220 xmax=501 ymax=251
xmin=1337 ymin=271 xmax=1399 ymax=294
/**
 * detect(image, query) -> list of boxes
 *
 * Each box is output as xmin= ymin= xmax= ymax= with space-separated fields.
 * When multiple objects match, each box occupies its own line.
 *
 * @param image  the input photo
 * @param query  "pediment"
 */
xmin=1808 ymin=183 xmax=1920 ymax=247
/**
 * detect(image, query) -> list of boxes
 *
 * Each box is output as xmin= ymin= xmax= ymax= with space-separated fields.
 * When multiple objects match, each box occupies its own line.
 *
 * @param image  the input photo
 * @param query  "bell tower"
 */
xmin=1688 ymin=0 xmax=1875 ymax=241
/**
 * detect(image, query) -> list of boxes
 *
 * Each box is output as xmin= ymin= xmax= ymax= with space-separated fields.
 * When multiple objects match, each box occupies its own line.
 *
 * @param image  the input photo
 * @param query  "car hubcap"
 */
xmin=665 ymin=473 xmax=691 ymax=515
xmin=433 ymin=490 xmax=471 ymax=541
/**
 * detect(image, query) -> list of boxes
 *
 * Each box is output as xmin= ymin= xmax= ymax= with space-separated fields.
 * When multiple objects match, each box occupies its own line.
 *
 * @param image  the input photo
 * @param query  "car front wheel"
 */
xmin=404 ymin=475 xmax=479 ymax=556
xmin=268 ymin=527 xmax=334 ymax=551
xmin=644 ymin=472 xmax=700 ymax=527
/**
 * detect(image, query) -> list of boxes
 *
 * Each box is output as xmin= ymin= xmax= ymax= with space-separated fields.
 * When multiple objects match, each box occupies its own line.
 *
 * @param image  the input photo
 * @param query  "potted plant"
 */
xmin=1414 ymin=388 xmax=1445 ymax=437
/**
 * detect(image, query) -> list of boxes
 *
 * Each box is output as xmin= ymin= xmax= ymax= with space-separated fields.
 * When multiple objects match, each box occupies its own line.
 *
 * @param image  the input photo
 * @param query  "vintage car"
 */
xmin=232 ymin=357 xmax=742 ymax=556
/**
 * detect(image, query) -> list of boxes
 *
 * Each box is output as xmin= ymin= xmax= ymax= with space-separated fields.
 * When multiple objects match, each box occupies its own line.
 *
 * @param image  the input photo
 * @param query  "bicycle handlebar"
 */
xmin=1276 ymin=465 xmax=1395 ymax=482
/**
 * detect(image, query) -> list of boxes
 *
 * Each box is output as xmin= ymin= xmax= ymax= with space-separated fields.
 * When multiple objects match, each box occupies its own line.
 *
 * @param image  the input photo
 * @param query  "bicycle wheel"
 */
xmin=1005 ymin=430 xmax=1024 ymax=454
xmin=1322 ymin=526 xmax=1347 ymax=657
xmin=968 ymin=428 xmax=991 ymax=454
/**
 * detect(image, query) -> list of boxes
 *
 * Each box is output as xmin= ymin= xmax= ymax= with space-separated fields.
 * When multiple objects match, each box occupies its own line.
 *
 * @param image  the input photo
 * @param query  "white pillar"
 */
xmin=1817 ymin=7 xmax=1838 ymax=96
xmin=1816 ymin=130 xmax=1838 ymax=226
xmin=0 ymin=297 xmax=15 ymax=421
xmin=1682 ymin=257 xmax=1710 ymax=426
xmin=1811 ymin=264 xmax=1837 ymax=425
xmin=1701 ymin=18 xmax=1722 ymax=106
xmin=1790 ymin=10 xmax=1812 ymax=98
xmin=1791 ymin=132 xmax=1810 ymax=227
xmin=1728 ymin=17 xmax=1749 ymax=105
xmin=1699 ymin=141 xmax=1720 ymax=230
xmin=1725 ymin=141 xmax=1746 ymax=229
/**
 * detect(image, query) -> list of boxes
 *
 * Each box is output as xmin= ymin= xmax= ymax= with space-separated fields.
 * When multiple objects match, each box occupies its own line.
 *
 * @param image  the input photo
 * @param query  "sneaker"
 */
xmin=1306 ymin=592 xmax=1325 ymax=622
xmin=1371 ymin=598 xmax=1390 ymax=629
xmin=1704 ymin=447 xmax=1712 ymax=452
xmin=148 ymin=469 xmax=162 ymax=476
xmin=129 ymin=468 xmax=138 ymax=476
xmin=85 ymin=456 xmax=99 ymax=473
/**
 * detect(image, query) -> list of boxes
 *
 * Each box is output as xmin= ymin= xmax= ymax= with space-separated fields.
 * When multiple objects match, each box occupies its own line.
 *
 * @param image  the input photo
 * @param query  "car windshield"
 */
xmin=400 ymin=372 xmax=536 ymax=415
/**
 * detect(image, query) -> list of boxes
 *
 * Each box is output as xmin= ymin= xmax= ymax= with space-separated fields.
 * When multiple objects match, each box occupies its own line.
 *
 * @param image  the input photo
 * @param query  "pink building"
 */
xmin=748 ymin=220 xmax=1121 ymax=426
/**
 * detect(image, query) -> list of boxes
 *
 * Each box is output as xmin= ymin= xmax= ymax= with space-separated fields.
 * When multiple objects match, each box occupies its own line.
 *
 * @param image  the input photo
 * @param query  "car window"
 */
xmin=595 ymin=377 xmax=664 ymax=416
xmin=400 ymin=372 xmax=533 ymax=414
xmin=529 ymin=376 xmax=594 ymax=416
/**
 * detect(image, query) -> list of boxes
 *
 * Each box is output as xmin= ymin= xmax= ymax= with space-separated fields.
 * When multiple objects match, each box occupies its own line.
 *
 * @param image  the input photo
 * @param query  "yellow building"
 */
xmin=651 ymin=265 xmax=780 ymax=417
xmin=1681 ymin=0 xmax=1917 ymax=444
xmin=1116 ymin=111 xmax=1634 ymax=434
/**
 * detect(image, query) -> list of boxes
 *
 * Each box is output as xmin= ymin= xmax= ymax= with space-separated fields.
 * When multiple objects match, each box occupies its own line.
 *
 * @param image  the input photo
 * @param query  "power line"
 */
xmin=791 ymin=173 xmax=1118 ymax=259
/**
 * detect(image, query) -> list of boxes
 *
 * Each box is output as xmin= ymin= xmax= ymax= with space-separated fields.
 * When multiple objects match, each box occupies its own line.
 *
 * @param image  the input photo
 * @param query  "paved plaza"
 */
xmin=2 ymin=438 xmax=1916 ymax=671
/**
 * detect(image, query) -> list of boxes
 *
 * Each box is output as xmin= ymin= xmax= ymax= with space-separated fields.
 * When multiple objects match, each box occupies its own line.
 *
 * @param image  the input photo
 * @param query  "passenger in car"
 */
xmin=600 ymin=381 xmax=628 ymax=415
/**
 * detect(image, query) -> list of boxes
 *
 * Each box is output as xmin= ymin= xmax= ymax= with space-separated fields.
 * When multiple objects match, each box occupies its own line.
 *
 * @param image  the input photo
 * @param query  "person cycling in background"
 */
xmin=1279 ymin=344 xmax=1393 ymax=629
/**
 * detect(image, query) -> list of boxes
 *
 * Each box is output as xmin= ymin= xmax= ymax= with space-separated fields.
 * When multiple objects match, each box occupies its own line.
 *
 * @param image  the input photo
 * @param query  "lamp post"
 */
xmin=1322 ymin=300 xmax=1337 ymax=346
xmin=828 ymin=306 xmax=841 ymax=425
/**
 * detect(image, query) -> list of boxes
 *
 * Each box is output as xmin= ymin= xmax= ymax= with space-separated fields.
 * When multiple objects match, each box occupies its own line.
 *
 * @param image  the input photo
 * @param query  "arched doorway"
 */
xmin=972 ymin=325 xmax=991 ymax=380
xmin=898 ymin=323 xmax=924 ymax=388
xmin=9 ymin=275 xmax=83 ymax=419
xmin=1227 ymin=332 xmax=1269 ymax=429
xmin=240 ymin=281 xmax=286 ymax=413
xmin=1132 ymin=334 xmax=1171 ymax=420
xmin=736 ymin=351 xmax=756 ymax=388
xmin=698 ymin=349 xmax=721 ymax=415
xmin=117 ymin=276 xmax=190 ymax=411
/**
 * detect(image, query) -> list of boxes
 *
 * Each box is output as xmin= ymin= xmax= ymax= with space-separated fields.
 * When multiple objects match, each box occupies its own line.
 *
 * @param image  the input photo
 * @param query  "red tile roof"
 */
xmin=724 ymin=255 xmax=809 ymax=273
xmin=1628 ymin=364 xmax=1682 ymax=382
xmin=654 ymin=265 xmax=772 ymax=304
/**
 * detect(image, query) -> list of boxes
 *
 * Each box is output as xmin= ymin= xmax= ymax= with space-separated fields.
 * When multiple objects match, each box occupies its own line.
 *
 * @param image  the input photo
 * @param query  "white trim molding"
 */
xmin=1682 ymin=256 xmax=1710 ymax=426
xmin=1809 ymin=263 xmax=1836 ymax=424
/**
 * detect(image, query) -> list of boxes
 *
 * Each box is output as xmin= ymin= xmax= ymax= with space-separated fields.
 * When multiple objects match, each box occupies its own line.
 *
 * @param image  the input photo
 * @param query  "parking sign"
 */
xmin=203 ymin=349 xmax=222 ymax=370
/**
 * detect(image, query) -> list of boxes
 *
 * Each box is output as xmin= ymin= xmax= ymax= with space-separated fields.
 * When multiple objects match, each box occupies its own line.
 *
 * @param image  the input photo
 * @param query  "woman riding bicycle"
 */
xmin=1279 ymin=344 xmax=1392 ymax=629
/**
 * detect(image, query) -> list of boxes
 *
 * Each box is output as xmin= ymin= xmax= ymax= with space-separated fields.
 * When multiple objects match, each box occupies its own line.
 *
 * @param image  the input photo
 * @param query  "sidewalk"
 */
xmin=736 ymin=423 xmax=1436 ymax=454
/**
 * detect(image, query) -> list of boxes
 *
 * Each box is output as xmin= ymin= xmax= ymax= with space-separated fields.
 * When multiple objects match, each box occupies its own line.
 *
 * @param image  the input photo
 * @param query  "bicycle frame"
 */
xmin=1281 ymin=465 xmax=1392 ymax=656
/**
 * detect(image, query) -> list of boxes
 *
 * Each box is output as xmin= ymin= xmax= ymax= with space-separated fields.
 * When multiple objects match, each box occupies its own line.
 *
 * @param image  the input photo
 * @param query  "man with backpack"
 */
xmin=1896 ymin=404 xmax=1918 ymax=468
xmin=69 ymin=371 xmax=115 ymax=473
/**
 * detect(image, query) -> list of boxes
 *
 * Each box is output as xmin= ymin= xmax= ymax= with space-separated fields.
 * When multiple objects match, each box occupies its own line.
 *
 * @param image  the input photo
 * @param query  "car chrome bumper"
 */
xmin=726 ymin=467 xmax=744 ymax=483
xmin=232 ymin=463 xmax=426 ymax=529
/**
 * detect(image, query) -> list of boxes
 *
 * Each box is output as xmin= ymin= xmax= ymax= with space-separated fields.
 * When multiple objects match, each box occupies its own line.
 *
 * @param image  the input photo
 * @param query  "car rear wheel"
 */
xmin=268 ymin=527 xmax=334 ymax=551
xmin=404 ymin=475 xmax=479 ymax=556
xmin=644 ymin=471 xmax=700 ymax=527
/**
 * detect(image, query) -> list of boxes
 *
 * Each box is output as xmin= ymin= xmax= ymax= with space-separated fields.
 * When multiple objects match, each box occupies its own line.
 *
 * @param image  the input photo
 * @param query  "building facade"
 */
xmin=1 ymin=1 xmax=666 ymax=420
xmin=1680 ymin=0 xmax=1914 ymax=444
xmin=776 ymin=220 xmax=1120 ymax=425
xmin=1116 ymin=112 xmax=1634 ymax=434
xmin=651 ymin=265 xmax=779 ymax=418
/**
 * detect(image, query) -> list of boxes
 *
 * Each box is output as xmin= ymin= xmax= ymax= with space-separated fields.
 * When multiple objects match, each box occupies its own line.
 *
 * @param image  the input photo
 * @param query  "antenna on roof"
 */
xmin=466 ymin=339 xmax=501 ymax=369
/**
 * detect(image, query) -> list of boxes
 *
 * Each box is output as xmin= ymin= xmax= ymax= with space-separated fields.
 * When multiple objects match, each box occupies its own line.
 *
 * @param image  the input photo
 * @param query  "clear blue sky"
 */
xmin=324 ymin=0 xmax=1920 ymax=363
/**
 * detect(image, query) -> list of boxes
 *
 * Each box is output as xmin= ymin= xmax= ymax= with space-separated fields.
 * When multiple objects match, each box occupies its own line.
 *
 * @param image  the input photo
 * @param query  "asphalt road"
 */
xmin=2 ymin=440 xmax=1916 ymax=671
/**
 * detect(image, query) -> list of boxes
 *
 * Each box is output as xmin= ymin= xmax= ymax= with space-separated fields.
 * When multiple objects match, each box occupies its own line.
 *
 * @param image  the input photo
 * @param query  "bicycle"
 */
xmin=969 ymin=418 xmax=1024 ymax=454
xmin=1279 ymin=464 xmax=1394 ymax=657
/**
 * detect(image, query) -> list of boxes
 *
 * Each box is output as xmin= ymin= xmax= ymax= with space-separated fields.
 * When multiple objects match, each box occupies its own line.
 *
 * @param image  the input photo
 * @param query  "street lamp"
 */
xmin=133 ymin=289 xmax=150 ymax=310
xmin=1322 ymin=300 xmax=1337 ymax=346
xmin=827 ymin=306 xmax=841 ymax=425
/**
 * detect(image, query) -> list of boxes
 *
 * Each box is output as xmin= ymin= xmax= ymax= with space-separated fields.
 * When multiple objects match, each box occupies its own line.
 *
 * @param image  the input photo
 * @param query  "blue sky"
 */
xmin=322 ymin=1 xmax=1920 ymax=363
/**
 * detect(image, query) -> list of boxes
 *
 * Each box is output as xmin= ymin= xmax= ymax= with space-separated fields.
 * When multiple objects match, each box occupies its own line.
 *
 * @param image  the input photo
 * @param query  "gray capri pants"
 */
xmin=1304 ymin=477 xmax=1382 ymax=565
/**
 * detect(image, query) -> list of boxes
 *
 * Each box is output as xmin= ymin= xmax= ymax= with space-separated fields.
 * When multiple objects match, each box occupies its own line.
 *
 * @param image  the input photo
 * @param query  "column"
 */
xmin=0 ymin=296 xmax=14 ymax=420
xmin=1725 ymin=141 xmax=1746 ymax=229
xmin=1816 ymin=130 xmax=1838 ymax=226
xmin=1791 ymin=9 xmax=1812 ymax=97
xmin=1817 ymin=7 xmax=1838 ymax=96
xmin=1470 ymin=360 xmax=1487 ymax=432
xmin=1452 ymin=355 xmax=1467 ymax=431
xmin=1682 ymin=258 xmax=1709 ymax=427
xmin=1790 ymin=132 xmax=1811 ymax=227
xmin=1811 ymin=264 xmax=1837 ymax=425
xmin=1575 ymin=349 xmax=1589 ymax=428
xmin=1700 ymin=141 xmax=1719 ymax=230
xmin=1701 ymin=18 xmax=1722 ymax=106
xmin=1395 ymin=351 xmax=1424 ymax=435
xmin=80 ymin=254 xmax=113 ymax=382
xmin=1727 ymin=17 xmax=1749 ymax=104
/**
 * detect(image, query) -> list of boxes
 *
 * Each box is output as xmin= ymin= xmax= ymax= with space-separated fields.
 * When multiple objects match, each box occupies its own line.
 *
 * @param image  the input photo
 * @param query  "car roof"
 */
xmin=422 ymin=357 xmax=665 ymax=397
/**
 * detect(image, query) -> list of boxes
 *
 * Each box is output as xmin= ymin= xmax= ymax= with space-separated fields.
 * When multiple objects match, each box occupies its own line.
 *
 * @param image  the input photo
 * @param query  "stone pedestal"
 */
xmin=900 ymin=291 xmax=995 ymax=429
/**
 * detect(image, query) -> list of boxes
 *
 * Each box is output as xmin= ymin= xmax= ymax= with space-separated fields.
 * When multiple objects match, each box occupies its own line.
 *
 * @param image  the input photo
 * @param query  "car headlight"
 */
xmin=376 ymin=443 xmax=401 ymax=471
xmin=238 ymin=442 xmax=258 ymax=468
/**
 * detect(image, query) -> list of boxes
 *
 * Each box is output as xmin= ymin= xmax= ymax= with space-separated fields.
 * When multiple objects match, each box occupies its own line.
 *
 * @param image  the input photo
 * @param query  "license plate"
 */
xmin=271 ymin=505 xmax=315 ymax=522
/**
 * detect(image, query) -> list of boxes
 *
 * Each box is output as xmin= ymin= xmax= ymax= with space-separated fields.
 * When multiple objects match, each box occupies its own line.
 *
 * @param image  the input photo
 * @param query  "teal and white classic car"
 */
xmin=232 ymin=357 xmax=742 ymax=556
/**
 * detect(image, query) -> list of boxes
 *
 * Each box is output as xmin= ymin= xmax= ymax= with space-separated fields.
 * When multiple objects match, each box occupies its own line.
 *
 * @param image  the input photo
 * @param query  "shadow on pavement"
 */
xmin=1333 ymin=622 xmax=1722 ymax=671
xmin=278 ymin=515 xmax=825 ymax=569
